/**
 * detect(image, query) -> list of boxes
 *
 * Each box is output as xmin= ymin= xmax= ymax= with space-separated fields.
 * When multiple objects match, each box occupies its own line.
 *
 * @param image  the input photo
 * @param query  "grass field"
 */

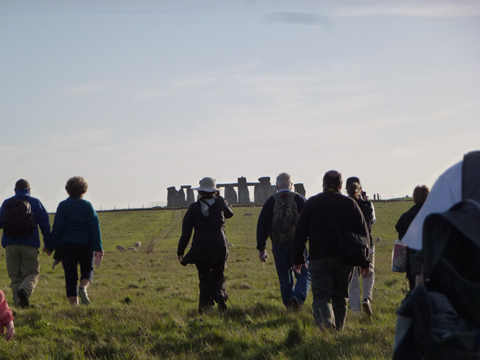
xmin=0 ymin=200 xmax=414 ymax=359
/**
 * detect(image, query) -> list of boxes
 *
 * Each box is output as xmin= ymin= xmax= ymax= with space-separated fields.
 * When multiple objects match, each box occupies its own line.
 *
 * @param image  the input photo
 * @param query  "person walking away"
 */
xmin=0 ymin=179 xmax=51 ymax=308
xmin=256 ymin=172 xmax=311 ymax=309
xmin=294 ymin=171 xmax=370 ymax=330
xmin=345 ymin=177 xmax=376 ymax=316
xmin=43 ymin=176 xmax=104 ymax=306
xmin=177 ymin=177 xmax=234 ymax=314
xmin=395 ymin=185 xmax=430 ymax=291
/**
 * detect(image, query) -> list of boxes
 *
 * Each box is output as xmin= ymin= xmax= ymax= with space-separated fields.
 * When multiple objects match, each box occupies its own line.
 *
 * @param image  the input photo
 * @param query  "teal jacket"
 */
xmin=45 ymin=197 xmax=103 ymax=252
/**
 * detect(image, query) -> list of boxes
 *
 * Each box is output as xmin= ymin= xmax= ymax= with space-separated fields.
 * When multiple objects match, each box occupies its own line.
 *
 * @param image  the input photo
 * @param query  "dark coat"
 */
xmin=177 ymin=197 xmax=234 ymax=265
xmin=294 ymin=188 xmax=369 ymax=264
xmin=395 ymin=204 xmax=422 ymax=240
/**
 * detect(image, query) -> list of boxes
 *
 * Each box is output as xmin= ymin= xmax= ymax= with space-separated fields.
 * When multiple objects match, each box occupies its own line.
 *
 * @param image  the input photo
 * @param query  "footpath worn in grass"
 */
xmin=0 ymin=201 xmax=413 ymax=359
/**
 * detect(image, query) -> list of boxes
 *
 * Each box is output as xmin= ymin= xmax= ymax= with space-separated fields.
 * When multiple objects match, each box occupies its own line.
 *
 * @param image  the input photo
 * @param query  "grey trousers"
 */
xmin=5 ymin=245 xmax=40 ymax=306
xmin=309 ymin=257 xmax=354 ymax=330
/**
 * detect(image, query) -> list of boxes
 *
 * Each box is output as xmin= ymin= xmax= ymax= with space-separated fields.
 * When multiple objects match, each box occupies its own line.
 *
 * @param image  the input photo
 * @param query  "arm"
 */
xmin=0 ymin=291 xmax=14 ymax=342
xmin=87 ymin=202 xmax=103 ymax=252
xmin=293 ymin=201 xmax=310 ymax=266
xmin=177 ymin=206 xmax=194 ymax=258
xmin=44 ymin=202 xmax=65 ymax=252
xmin=256 ymin=197 xmax=274 ymax=252
xmin=221 ymin=197 xmax=234 ymax=219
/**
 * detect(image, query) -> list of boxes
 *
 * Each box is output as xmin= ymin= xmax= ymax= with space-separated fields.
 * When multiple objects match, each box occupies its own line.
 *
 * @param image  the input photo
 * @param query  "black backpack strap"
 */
xmin=462 ymin=151 xmax=480 ymax=202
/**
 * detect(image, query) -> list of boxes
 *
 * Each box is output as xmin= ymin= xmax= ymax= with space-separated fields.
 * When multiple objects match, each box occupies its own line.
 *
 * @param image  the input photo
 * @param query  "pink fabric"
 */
xmin=0 ymin=291 xmax=14 ymax=332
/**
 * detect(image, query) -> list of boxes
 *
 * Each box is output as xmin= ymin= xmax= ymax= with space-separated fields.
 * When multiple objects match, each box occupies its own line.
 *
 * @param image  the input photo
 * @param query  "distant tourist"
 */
xmin=395 ymin=185 xmax=430 ymax=291
xmin=0 ymin=290 xmax=14 ymax=341
xmin=43 ymin=176 xmax=104 ymax=306
xmin=0 ymin=179 xmax=51 ymax=308
xmin=345 ymin=177 xmax=376 ymax=316
xmin=294 ymin=171 xmax=369 ymax=330
xmin=177 ymin=177 xmax=234 ymax=313
xmin=256 ymin=172 xmax=310 ymax=310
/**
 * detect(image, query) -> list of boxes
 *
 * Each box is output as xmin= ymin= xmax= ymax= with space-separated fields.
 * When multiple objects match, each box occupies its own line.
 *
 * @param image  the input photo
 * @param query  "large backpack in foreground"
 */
xmin=271 ymin=191 xmax=299 ymax=243
xmin=393 ymin=151 xmax=480 ymax=359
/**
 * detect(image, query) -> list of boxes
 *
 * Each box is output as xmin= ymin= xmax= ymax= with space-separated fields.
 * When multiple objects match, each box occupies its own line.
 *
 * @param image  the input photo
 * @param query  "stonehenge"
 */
xmin=166 ymin=176 xmax=306 ymax=208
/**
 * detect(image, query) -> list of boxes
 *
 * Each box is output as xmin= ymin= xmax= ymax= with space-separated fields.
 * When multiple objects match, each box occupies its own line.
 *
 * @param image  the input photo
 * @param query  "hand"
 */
xmin=95 ymin=250 xmax=104 ymax=260
xmin=42 ymin=247 xmax=52 ymax=256
xmin=2 ymin=321 xmax=14 ymax=342
xmin=293 ymin=264 xmax=304 ymax=274
xmin=178 ymin=255 xmax=183 ymax=262
xmin=361 ymin=267 xmax=372 ymax=277
xmin=259 ymin=250 xmax=268 ymax=262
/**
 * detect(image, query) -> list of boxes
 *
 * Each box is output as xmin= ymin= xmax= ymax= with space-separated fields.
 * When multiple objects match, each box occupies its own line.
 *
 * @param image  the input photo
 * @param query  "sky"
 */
xmin=1 ymin=0 xmax=479 ymax=212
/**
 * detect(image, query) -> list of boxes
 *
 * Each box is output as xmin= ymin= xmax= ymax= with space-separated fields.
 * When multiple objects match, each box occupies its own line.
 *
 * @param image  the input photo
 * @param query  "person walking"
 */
xmin=0 ymin=179 xmax=51 ymax=308
xmin=177 ymin=177 xmax=234 ymax=314
xmin=294 ymin=171 xmax=369 ymax=330
xmin=256 ymin=172 xmax=310 ymax=309
xmin=345 ymin=177 xmax=376 ymax=316
xmin=43 ymin=176 xmax=104 ymax=306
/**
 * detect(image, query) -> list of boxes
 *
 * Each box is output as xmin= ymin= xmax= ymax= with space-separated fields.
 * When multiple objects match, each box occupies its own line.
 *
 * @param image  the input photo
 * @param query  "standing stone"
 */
xmin=238 ymin=177 xmax=250 ymax=205
xmin=294 ymin=183 xmax=306 ymax=197
xmin=185 ymin=186 xmax=195 ymax=206
xmin=254 ymin=183 xmax=264 ymax=204
xmin=167 ymin=186 xmax=178 ymax=208
xmin=259 ymin=177 xmax=271 ymax=204
xmin=224 ymin=184 xmax=238 ymax=205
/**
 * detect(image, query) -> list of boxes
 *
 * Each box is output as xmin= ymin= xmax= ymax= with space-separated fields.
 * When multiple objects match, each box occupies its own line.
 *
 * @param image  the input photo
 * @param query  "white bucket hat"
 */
xmin=192 ymin=177 xmax=220 ymax=192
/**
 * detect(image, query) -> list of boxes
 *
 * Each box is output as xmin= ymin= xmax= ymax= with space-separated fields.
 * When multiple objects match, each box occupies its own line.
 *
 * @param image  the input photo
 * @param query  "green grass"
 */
xmin=0 ymin=200 xmax=414 ymax=359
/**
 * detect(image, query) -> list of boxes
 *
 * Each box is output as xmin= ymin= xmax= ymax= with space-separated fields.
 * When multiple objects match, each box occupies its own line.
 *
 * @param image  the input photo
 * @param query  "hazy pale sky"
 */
xmin=1 ymin=0 xmax=479 ymax=212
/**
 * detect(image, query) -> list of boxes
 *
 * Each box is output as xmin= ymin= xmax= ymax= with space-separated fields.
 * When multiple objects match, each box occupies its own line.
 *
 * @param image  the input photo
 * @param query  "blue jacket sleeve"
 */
xmin=87 ymin=202 xmax=103 ymax=251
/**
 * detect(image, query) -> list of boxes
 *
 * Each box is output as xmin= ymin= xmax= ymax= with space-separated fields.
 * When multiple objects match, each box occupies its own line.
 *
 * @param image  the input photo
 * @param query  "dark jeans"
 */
xmin=195 ymin=260 xmax=227 ymax=311
xmin=309 ymin=257 xmax=354 ymax=330
xmin=272 ymin=242 xmax=311 ymax=307
xmin=59 ymin=243 xmax=94 ymax=298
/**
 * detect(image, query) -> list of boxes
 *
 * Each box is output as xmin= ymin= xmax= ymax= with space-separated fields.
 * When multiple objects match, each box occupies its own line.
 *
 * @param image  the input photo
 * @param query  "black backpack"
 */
xmin=393 ymin=151 xmax=480 ymax=359
xmin=2 ymin=197 xmax=36 ymax=238
xmin=271 ymin=192 xmax=299 ymax=243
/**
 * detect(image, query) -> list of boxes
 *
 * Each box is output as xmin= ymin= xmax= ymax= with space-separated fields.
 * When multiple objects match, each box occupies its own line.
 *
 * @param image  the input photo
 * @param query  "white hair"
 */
xmin=276 ymin=172 xmax=293 ymax=190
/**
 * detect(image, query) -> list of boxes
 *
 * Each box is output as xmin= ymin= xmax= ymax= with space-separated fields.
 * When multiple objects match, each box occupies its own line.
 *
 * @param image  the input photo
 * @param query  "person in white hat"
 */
xmin=177 ymin=177 xmax=234 ymax=313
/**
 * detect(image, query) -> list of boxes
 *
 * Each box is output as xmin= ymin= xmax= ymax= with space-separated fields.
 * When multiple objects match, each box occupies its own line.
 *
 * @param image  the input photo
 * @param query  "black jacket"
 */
xmin=395 ymin=204 xmax=422 ymax=240
xmin=177 ymin=197 xmax=234 ymax=265
xmin=294 ymin=188 xmax=369 ymax=264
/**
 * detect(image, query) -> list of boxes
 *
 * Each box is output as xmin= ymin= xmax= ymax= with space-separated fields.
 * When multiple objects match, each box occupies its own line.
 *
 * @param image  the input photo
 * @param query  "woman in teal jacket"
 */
xmin=44 ymin=176 xmax=103 ymax=305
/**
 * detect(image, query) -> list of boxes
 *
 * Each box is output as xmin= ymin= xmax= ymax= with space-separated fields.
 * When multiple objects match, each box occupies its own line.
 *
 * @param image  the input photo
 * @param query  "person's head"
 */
xmin=413 ymin=185 xmax=430 ymax=205
xmin=347 ymin=181 xmax=361 ymax=199
xmin=65 ymin=176 xmax=88 ymax=198
xmin=14 ymin=179 xmax=31 ymax=193
xmin=323 ymin=170 xmax=343 ymax=190
xmin=193 ymin=177 xmax=220 ymax=197
xmin=345 ymin=176 xmax=361 ymax=191
xmin=276 ymin=172 xmax=293 ymax=190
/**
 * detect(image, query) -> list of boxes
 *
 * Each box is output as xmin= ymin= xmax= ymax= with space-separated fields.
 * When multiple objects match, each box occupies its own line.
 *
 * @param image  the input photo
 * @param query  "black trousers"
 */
xmin=195 ymin=259 xmax=227 ymax=310
xmin=59 ymin=243 xmax=94 ymax=298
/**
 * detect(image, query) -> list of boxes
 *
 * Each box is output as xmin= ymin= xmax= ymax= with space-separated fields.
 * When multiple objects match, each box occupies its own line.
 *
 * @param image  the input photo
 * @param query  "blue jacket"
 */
xmin=0 ymin=189 xmax=51 ymax=249
xmin=45 ymin=197 xmax=103 ymax=252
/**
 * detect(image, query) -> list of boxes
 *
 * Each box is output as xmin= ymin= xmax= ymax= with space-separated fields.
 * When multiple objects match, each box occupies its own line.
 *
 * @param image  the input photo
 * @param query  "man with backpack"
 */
xmin=256 ymin=172 xmax=311 ymax=310
xmin=0 ymin=179 xmax=51 ymax=308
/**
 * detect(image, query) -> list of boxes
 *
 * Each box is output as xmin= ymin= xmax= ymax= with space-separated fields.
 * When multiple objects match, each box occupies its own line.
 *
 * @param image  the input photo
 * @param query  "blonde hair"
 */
xmin=65 ymin=176 xmax=88 ymax=198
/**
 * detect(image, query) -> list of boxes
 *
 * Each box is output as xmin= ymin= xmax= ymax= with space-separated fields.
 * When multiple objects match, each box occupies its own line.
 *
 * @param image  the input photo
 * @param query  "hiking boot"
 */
xmin=18 ymin=289 xmax=30 ymax=308
xmin=216 ymin=293 xmax=227 ymax=312
xmin=362 ymin=298 xmax=372 ymax=316
xmin=288 ymin=296 xmax=301 ymax=311
xmin=79 ymin=287 xmax=90 ymax=305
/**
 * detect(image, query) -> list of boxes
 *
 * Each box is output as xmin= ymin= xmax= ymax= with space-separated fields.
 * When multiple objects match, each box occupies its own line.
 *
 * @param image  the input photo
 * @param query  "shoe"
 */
xmin=216 ymin=293 xmax=227 ymax=312
xmin=79 ymin=287 xmax=90 ymax=305
xmin=52 ymin=259 xmax=62 ymax=269
xmin=18 ymin=289 xmax=30 ymax=308
xmin=288 ymin=296 xmax=301 ymax=311
xmin=362 ymin=298 xmax=372 ymax=316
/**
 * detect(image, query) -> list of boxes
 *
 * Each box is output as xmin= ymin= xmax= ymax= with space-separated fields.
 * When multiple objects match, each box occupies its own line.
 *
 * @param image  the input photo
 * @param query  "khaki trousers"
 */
xmin=5 ymin=245 xmax=40 ymax=306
